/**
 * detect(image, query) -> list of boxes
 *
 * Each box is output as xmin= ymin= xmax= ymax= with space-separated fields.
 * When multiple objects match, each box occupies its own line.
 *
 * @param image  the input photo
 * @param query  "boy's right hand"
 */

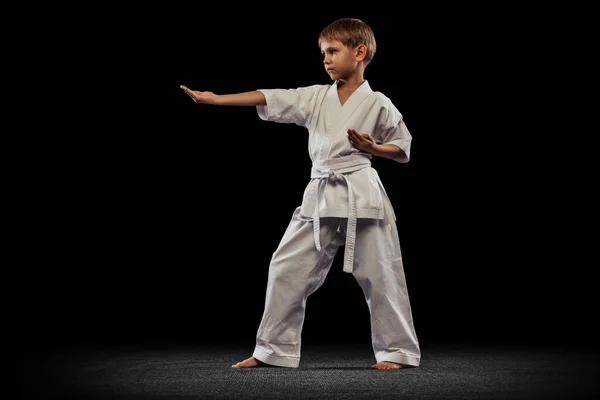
xmin=180 ymin=85 xmax=218 ymax=104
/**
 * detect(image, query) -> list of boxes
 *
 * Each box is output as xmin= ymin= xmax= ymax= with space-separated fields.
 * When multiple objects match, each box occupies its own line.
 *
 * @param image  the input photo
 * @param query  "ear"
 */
xmin=355 ymin=44 xmax=367 ymax=62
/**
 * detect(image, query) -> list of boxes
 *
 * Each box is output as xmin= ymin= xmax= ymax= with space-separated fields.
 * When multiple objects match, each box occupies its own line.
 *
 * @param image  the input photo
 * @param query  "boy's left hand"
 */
xmin=347 ymin=129 xmax=376 ymax=153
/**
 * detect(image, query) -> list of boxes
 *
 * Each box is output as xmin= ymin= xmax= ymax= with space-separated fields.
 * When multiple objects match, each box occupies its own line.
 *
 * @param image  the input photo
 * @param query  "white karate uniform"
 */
xmin=252 ymin=80 xmax=420 ymax=368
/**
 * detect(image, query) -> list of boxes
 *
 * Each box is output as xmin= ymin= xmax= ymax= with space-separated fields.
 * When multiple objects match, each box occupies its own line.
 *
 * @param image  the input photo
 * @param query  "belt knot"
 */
xmin=327 ymin=170 xmax=343 ymax=181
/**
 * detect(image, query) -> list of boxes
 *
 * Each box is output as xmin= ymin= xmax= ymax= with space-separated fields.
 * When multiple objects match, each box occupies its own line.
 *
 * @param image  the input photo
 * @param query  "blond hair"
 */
xmin=318 ymin=18 xmax=377 ymax=66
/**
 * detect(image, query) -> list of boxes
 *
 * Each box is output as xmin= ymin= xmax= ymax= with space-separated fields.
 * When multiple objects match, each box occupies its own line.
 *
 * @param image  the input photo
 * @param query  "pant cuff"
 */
xmin=253 ymin=347 xmax=300 ymax=368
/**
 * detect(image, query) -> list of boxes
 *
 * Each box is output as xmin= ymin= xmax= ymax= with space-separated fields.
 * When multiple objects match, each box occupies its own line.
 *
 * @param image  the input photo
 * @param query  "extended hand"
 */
xmin=347 ymin=129 xmax=376 ymax=153
xmin=180 ymin=85 xmax=218 ymax=104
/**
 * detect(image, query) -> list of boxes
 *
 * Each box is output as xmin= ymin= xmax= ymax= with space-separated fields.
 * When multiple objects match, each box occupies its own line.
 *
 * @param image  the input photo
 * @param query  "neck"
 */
xmin=337 ymin=69 xmax=365 ymax=91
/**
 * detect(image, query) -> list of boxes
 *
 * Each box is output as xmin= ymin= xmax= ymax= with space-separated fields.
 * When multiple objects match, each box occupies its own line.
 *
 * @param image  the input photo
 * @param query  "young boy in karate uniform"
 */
xmin=181 ymin=18 xmax=420 ymax=370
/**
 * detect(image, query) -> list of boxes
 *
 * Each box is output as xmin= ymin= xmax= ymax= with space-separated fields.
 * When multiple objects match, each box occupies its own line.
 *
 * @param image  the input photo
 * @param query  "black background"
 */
xmin=18 ymin=7 xmax=595 ymax=356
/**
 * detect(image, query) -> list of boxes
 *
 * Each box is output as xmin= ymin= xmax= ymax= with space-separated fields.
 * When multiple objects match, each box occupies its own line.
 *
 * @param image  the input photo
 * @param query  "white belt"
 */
xmin=310 ymin=154 xmax=371 ymax=273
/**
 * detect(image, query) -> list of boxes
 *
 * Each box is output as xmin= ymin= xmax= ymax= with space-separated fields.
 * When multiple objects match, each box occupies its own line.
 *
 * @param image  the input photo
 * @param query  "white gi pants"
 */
xmin=252 ymin=200 xmax=421 ymax=368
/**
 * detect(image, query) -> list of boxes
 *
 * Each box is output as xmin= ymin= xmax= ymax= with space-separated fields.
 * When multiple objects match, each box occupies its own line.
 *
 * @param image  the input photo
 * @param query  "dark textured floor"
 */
xmin=18 ymin=343 xmax=598 ymax=399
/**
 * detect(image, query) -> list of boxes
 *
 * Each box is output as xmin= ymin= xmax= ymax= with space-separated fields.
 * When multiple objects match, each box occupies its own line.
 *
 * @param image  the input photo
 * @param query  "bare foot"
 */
xmin=231 ymin=357 xmax=269 ymax=368
xmin=371 ymin=361 xmax=403 ymax=370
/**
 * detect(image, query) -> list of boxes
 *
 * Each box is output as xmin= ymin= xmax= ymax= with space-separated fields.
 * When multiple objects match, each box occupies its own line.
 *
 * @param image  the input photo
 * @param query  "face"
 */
xmin=320 ymin=40 xmax=363 ymax=80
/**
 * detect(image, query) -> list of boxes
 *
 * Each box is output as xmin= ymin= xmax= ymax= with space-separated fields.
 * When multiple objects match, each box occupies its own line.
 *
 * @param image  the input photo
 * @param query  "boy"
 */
xmin=180 ymin=18 xmax=420 ymax=370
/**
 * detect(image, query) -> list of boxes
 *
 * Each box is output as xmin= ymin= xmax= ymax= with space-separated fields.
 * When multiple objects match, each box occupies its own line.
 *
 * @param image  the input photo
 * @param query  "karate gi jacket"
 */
xmin=256 ymin=80 xmax=412 ymax=273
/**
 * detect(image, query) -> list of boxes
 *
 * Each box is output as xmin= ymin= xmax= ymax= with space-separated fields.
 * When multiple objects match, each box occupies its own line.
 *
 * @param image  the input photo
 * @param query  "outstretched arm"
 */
xmin=180 ymin=85 xmax=266 ymax=106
